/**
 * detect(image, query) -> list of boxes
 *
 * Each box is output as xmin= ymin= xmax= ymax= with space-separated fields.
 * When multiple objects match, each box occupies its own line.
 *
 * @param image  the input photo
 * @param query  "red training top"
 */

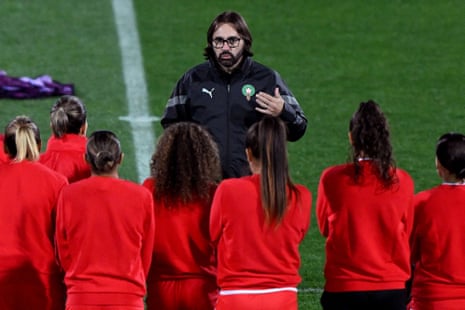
xmin=210 ymin=174 xmax=312 ymax=290
xmin=317 ymin=160 xmax=414 ymax=292
xmin=411 ymin=184 xmax=465 ymax=303
xmin=55 ymin=176 xmax=155 ymax=307
xmin=0 ymin=160 xmax=68 ymax=309
xmin=142 ymin=177 xmax=217 ymax=281
xmin=39 ymin=134 xmax=91 ymax=183
xmin=0 ymin=134 xmax=8 ymax=163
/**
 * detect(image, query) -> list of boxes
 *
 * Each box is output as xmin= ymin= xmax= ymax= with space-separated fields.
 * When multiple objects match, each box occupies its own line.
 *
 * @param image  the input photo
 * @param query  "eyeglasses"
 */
xmin=212 ymin=36 xmax=241 ymax=48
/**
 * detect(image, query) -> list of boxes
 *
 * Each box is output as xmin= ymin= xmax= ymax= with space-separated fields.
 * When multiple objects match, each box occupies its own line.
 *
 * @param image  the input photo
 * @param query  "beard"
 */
xmin=217 ymin=50 xmax=243 ymax=68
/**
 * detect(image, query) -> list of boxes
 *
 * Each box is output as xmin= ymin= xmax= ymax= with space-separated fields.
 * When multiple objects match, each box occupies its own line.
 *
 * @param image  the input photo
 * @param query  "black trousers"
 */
xmin=321 ymin=289 xmax=407 ymax=310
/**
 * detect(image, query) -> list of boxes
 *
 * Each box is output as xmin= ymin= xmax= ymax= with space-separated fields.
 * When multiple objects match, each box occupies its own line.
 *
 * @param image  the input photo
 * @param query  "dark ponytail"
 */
xmin=349 ymin=100 xmax=396 ymax=187
xmin=246 ymin=116 xmax=298 ymax=224
xmin=85 ymin=130 xmax=122 ymax=175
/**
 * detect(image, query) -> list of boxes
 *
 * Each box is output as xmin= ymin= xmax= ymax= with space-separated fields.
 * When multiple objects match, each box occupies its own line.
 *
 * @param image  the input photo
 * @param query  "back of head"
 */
xmin=203 ymin=11 xmax=253 ymax=60
xmin=349 ymin=100 xmax=395 ymax=186
xmin=246 ymin=116 xmax=296 ymax=224
xmin=50 ymin=95 xmax=87 ymax=138
xmin=436 ymin=132 xmax=465 ymax=180
xmin=86 ymin=130 xmax=122 ymax=175
xmin=151 ymin=122 xmax=221 ymax=206
xmin=4 ymin=115 xmax=41 ymax=162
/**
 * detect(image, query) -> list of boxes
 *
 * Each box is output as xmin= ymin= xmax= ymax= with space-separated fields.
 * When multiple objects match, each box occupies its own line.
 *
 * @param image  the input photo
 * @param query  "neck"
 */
xmin=442 ymin=177 xmax=464 ymax=184
xmin=91 ymin=171 xmax=119 ymax=178
xmin=249 ymin=161 xmax=261 ymax=175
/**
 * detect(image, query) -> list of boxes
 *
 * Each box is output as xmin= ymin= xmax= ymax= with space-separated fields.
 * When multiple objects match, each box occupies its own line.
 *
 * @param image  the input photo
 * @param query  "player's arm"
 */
xmin=141 ymin=193 xmax=156 ymax=277
xmin=316 ymin=172 xmax=330 ymax=238
xmin=210 ymin=184 xmax=225 ymax=245
xmin=54 ymin=191 xmax=69 ymax=271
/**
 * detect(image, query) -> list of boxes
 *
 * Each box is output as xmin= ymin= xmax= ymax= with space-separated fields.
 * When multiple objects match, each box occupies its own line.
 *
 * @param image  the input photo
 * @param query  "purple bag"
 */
xmin=0 ymin=70 xmax=74 ymax=99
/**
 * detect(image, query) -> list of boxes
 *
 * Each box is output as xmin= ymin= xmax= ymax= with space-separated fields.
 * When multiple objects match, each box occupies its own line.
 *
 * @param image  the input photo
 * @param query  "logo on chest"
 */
xmin=201 ymin=87 xmax=215 ymax=99
xmin=241 ymin=84 xmax=256 ymax=101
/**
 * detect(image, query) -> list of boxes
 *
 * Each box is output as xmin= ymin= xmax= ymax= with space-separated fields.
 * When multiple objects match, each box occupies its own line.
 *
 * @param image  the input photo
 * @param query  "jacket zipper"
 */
xmin=225 ymin=83 xmax=231 ymax=176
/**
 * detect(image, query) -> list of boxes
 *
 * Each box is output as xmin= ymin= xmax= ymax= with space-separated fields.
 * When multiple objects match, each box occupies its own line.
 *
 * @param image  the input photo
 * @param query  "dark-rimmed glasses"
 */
xmin=212 ymin=36 xmax=241 ymax=48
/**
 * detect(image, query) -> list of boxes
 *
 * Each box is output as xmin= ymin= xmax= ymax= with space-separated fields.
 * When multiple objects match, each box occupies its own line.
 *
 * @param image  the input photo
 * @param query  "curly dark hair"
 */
xmin=151 ymin=122 xmax=222 ymax=207
xmin=349 ymin=100 xmax=396 ymax=187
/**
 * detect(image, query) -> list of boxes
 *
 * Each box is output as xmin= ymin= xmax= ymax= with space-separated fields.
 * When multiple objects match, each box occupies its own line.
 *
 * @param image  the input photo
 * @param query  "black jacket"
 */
xmin=161 ymin=57 xmax=307 ymax=178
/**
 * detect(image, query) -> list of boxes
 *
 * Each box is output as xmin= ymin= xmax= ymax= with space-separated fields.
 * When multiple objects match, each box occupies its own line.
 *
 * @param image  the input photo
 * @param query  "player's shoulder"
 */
xmin=218 ymin=175 xmax=256 ymax=191
xmin=119 ymin=178 xmax=152 ymax=195
xmin=414 ymin=189 xmax=433 ymax=206
xmin=395 ymin=167 xmax=414 ymax=184
xmin=29 ymin=161 xmax=68 ymax=185
xmin=320 ymin=163 xmax=351 ymax=179
xmin=295 ymin=183 xmax=312 ymax=202
xmin=295 ymin=183 xmax=311 ymax=195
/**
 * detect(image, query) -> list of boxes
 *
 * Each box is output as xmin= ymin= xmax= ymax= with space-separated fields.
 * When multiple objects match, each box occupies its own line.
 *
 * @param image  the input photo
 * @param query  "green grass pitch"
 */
xmin=1 ymin=1 xmax=464 ymax=308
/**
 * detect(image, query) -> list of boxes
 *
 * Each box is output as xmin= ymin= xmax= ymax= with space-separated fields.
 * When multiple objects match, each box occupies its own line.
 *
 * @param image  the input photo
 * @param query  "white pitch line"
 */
xmin=298 ymin=287 xmax=323 ymax=294
xmin=112 ymin=0 xmax=156 ymax=183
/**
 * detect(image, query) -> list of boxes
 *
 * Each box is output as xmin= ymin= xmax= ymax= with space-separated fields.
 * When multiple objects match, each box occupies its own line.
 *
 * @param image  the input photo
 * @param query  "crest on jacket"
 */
xmin=241 ymin=84 xmax=255 ymax=101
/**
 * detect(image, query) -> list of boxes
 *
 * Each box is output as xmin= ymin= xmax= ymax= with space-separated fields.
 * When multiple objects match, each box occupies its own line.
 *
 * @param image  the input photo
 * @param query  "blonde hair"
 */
xmin=4 ymin=116 xmax=41 ymax=162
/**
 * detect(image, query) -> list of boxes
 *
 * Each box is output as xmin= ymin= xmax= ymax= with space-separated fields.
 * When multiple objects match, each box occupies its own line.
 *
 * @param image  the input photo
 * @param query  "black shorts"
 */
xmin=321 ymin=289 xmax=407 ymax=310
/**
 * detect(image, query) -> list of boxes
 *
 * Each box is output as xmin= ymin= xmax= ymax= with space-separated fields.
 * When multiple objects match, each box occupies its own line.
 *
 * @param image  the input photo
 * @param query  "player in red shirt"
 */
xmin=317 ymin=100 xmax=414 ymax=310
xmin=143 ymin=122 xmax=222 ymax=310
xmin=210 ymin=116 xmax=312 ymax=310
xmin=409 ymin=133 xmax=465 ymax=310
xmin=0 ymin=116 xmax=68 ymax=310
xmin=55 ymin=130 xmax=155 ymax=310
xmin=0 ymin=133 xmax=8 ymax=163
xmin=40 ymin=95 xmax=91 ymax=183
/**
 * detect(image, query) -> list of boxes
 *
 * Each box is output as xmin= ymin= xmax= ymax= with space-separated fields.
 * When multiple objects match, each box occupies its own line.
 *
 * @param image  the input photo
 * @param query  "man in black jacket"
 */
xmin=161 ymin=11 xmax=307 ymax=178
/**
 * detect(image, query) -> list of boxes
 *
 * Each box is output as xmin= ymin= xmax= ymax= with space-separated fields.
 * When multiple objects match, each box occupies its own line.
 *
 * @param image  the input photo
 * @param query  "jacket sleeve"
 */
xmin=160 ymin=74 xmax=191 ymax=128
xmin=274 ymin=71 xmax=308 ymax=141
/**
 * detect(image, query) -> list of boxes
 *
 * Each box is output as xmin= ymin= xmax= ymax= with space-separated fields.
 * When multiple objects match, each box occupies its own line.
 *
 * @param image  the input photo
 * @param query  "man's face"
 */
xmin=212 ymin=23 xmax=244 ymax=72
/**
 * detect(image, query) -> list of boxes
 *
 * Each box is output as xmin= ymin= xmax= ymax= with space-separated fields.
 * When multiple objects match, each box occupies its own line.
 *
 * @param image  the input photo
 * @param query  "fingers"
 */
xmin=274 ymin=87 xmax=280 ymax=97
xmin=255 ymin=89 xmax=284 ymax=116
xmin=255 ymin=92 xmax=271 ymax=112
xmin=255 ymin=94 xmax=280 ymax=116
